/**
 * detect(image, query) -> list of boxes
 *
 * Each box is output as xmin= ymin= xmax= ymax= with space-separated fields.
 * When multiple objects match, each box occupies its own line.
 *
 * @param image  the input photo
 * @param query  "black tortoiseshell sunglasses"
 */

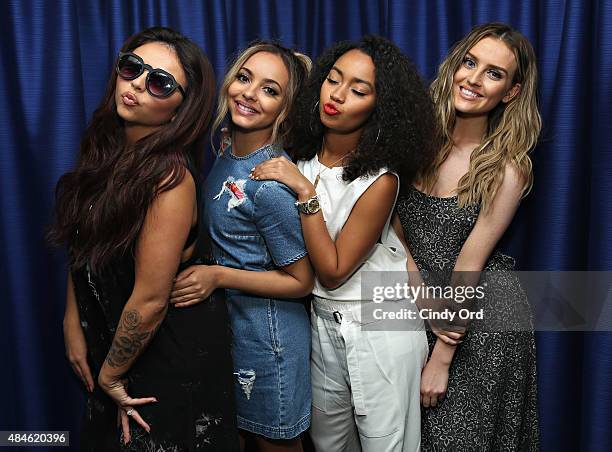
xmin=116 ymin=52 xmax=186 ymax=98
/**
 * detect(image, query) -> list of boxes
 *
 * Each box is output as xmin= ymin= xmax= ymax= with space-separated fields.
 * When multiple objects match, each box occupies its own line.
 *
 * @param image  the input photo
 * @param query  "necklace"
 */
xmin=314 ymin=142 xmax=356 ymax=188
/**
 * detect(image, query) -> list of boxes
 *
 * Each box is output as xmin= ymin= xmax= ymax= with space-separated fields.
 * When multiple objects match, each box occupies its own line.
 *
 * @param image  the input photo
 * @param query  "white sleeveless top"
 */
xmin=298 ymin=155 xmax=408 ymax=301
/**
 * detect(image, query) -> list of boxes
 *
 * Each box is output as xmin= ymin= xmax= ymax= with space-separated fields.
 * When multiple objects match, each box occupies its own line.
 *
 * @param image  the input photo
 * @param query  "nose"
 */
xmin=242 ymin=84 xmax=257 ymax=101
xmin=330 ymin=86 xmax=345 ymax=104
xmin=130 ymin=72 xmax=147 ymax=92
xmin=466 ymin=70 xmax=483 ymax=87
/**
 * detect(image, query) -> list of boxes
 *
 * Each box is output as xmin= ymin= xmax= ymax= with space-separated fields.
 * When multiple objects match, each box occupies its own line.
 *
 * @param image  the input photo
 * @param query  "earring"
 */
xmin=309 ymin=101 xmax=320 ymax=135
xmin=311 ymin=100 xmax=320 ymax=114
xmin=374 ymin=128 xmax=381 ymax=145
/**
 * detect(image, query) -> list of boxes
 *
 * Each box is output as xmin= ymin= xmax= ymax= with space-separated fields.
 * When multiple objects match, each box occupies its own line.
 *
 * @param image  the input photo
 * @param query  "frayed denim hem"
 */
xmin=237 ymin=413 xmax=310 ymax=439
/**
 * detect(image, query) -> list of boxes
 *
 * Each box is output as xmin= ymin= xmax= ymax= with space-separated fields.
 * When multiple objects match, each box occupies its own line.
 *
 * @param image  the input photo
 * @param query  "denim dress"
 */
xmin=204 ymin=143 xmax=311 ymax=439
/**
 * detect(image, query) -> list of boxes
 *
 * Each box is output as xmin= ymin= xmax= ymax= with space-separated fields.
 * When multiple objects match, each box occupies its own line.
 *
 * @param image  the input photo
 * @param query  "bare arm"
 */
xmin=170 ymin=258 xmax=314 ymax=307
xmin=428 ymin=164 xmax=525 ymax=361
xmin=300 ymin=174 xmax=397 ymax=288
xmin=171 ymin=175 xmax=315 ymax=307
xmin=216 ymin=259 xmax=314 ymax=297
xmin=63 ymin=272 xmax=94 ymax=392
xmin=250 ymin=157 xmax=398 ymax=289
xmin=393 ymin=214 xmax=466 ymax=345
xmin=97 ymin=172 xmax=196 ymax=435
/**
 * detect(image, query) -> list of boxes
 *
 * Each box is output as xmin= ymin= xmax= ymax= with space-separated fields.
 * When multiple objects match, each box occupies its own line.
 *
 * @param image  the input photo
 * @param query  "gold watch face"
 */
xmin=307 ymin=198 xmax=320 ymax=213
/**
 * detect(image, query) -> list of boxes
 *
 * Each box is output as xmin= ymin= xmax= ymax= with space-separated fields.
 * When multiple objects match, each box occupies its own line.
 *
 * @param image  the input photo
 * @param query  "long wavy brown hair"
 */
xmin=48 ymin=27 xmax=216 ymax=272
xmin=421 ymin=23 xmax=542 ymax=213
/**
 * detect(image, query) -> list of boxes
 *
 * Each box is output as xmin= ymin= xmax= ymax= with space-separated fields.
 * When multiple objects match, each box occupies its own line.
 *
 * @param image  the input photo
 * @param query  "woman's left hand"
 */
xmin=170 ymin=265 xmax=220 ymax=307
xmin=98 ymin=373 xmax=157 ymax=444
xmin=250 ymin=157 xmax=314 ymax=197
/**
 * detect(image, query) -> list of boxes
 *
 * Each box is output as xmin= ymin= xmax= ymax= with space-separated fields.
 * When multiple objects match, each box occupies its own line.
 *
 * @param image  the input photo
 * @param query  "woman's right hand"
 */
xmin=169 ymin=265 xmax=220 ymax=307
xmin=431 ymin=327 xmax=465 ymax=346
xmin=63 ymin=315 xmax=94 ymax=392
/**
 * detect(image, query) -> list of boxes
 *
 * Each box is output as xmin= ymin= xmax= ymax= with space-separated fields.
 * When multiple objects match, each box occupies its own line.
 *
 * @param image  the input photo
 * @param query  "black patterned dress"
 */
xmin=70 ymin=166 xmax=239 ymax=452
xmin=396 ymin=185 xmax=539 ymax=452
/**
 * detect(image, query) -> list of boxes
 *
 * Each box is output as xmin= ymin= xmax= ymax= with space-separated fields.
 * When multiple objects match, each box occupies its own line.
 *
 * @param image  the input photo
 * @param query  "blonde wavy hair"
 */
xmin=212 ymin=41 xmax=312 ymax=151
xmin=421 ymin=23 xmax=542 ymax=213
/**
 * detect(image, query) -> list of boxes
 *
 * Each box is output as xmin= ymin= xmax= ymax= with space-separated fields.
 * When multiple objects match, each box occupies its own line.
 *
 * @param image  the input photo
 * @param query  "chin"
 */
xmin=230 ymin=114 xmax=256 ymax=130
xmin=320 ymin=115 xmax=340 ymax=130
xmin=115 ymin=104 xmax=129 ymax=120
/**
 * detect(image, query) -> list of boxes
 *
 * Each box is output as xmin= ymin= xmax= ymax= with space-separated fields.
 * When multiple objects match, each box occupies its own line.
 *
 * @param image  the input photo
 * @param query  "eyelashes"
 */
xmin=235 ymin=72 xmax=279 ymax=96
xmin=263 ymin=86 xmax=278 ymax=96
xmin=326 ymin=77 xmax=367 ymax=96
xmin=462 ymin=56 xmax=503 ymax=81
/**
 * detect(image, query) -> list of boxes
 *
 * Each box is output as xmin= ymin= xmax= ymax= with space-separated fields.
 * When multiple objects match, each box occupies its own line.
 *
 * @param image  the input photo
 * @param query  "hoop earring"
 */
xmin=375 ymin=128 xmax=381 ymax=145
xmin=309 ymin=101 xmax=320 ymax=135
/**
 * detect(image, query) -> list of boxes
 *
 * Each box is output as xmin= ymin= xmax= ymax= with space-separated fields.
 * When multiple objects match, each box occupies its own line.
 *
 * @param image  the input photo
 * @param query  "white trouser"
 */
xmin=310 ymin=297 xmax=428 ymax=452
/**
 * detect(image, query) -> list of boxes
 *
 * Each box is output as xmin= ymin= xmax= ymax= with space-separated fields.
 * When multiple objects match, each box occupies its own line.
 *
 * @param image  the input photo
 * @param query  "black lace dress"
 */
xmin=396 ymin=185 xmax=539 ymax=452
xmin=70 ymin=167 xmax=239 ymax=452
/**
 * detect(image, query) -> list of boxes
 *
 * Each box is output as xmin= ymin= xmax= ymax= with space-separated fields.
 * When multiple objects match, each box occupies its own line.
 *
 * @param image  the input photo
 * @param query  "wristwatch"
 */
xmin=295 ymin=195 xmax=321 ymax=214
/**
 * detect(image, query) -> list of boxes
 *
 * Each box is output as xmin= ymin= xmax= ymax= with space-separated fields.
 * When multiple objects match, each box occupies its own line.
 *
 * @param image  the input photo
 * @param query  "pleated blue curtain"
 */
xmin=1 ymin=1 xmax=611 ymax=450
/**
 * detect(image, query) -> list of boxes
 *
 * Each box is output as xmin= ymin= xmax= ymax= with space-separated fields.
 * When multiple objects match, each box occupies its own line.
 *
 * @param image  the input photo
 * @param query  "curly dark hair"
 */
xmin=288 ymin=35 xmax=439 ymax=182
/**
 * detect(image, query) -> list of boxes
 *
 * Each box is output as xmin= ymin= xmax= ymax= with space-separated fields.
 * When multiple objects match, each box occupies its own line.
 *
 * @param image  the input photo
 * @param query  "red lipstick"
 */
xmin=323 ymin=103 xmax=340 ymax=116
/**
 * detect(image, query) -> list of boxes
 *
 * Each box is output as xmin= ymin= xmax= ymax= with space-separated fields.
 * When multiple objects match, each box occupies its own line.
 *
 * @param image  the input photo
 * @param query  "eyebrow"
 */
xmin=465 ymin=52 xmax=509 ymax=75
xmin=239 ymin=66 xmax=282 ymax=90
xmin=330 ymin=66 xmax=374 ymax=89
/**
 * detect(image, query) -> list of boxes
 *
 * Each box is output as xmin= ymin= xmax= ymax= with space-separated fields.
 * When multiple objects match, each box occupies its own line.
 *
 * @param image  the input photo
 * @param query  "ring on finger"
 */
xmin=126 ymin=408 xmax=134 ymax=416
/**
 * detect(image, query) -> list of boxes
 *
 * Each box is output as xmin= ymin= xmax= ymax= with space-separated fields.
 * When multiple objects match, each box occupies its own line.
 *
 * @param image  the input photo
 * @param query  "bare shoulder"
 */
xmin=354 ymin=172 xmax=398 ymax=212
xmin=367 ymin=172 xmax=399 ymax=194
xmin=157 ymin=169 xmax=196 ymax=201
xmin=148 ymin=169 xmax=196 ymax=223
xmin=502 ymin=162 xmax=526 ymax=191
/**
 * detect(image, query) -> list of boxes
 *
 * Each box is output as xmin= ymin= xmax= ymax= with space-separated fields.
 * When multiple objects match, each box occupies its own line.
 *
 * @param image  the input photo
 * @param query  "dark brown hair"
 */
xmin=48 ymin=27 xmax=216 ymax=272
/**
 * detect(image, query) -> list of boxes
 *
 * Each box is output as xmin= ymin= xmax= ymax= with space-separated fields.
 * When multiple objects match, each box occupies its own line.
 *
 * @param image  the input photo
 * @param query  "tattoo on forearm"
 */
xmin=105 ymin=310 xmax=158 ymax=368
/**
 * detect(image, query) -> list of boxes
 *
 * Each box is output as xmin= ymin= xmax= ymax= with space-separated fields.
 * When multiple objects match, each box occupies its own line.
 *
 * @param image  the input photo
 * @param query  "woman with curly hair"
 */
xmin=168 ymin=41 xmax=314 ymax=451
xmin=50 ymin=27 xmax=239 ymax=450
xmin=395 ymin=23 xmax=541 ymax=450
xmin=251 ymin=35 xmax=438 ymax=452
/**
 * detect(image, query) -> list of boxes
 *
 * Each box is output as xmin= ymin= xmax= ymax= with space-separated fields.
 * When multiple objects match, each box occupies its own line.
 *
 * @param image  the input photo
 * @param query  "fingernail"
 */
xmin=250 ymin=167 xmax=255 ymax=171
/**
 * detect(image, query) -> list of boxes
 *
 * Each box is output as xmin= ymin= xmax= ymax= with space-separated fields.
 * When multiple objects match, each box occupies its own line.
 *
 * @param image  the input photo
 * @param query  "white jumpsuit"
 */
xmin=298 ymin=156 xmax=428 ymax=452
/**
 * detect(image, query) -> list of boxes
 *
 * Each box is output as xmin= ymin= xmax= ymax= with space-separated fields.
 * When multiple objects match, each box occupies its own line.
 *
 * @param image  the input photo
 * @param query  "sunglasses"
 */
xmin=116 ymin=52 xmax=186 ymax=99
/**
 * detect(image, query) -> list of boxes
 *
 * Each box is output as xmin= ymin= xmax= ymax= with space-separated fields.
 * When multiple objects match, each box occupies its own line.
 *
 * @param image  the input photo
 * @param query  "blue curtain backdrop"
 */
xmin=1 ymin=0 xmax=611 ymax=451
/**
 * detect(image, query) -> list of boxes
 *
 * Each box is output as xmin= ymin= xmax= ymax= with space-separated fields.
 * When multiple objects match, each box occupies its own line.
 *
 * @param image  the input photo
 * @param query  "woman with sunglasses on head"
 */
xmin=395 ymin=23 xmax=541 ymax=450
xmin=168 ymin=41 xmax=314 ymax=451
xmin=50 ymin=27 xmax=238 ymax=451
xmin=250 ymin=35 xmax=438 ymax=452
